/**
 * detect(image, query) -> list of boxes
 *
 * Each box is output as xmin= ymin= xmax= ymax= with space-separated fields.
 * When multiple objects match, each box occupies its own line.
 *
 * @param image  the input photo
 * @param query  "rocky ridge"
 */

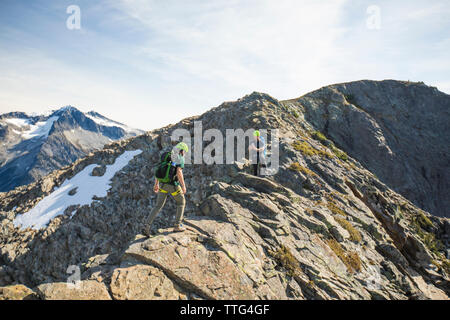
xmin=284 ymin=80 xmax=450 ymax=217
xmin=0 ymin=81 xmax=449 ymax=300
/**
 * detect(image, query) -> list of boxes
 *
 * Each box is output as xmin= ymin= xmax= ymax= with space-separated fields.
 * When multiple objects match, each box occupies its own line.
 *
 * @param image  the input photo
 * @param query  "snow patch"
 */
xmin=4 ymin=118 xmax=31 ymax=127
xmin=13 ymin=149 xmax=143 ymax=230
xmin=21 ymin=116 xmax=59 ymax=139
xmin=85 ymin=113 xmax=140 ymax=134
xmin=3 ymin=116 xmax=59 ymax=139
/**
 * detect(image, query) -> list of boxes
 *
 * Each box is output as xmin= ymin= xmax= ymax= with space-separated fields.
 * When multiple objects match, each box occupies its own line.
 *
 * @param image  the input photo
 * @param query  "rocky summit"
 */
xmin=284 ymin=80 xmax=450 ymax=218
xmin=0 ymin=106 xmax=143 ymax=193
xmin=0 ymin=80 xmax=449 ymax=300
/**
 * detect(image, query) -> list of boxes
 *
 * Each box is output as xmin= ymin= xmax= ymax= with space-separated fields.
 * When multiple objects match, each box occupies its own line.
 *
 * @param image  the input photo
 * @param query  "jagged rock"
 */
xmin=91 ymin=165 xmax=106 ymax=177
xmin=376 ymin=243 xmax=410 ymax=268
xmin=407 ymin=271 xmax=448 ymax=300
xmin=110 ymin=265 xmax=182 ymax=300
xmin=68 ymin=187 xmax=78 ymax=196
xmin=41 ymin=177 xmax=54 ymax=193
xmin=82 ymin=254 xmax=111 ymax=270
xmin=234 ymin=172 xmax=286 ymax=194
xmin=199 ymin=194 xmax=233 ymax=222
xmin=0 ymin=284 xmax=38 ymax=300
xmin=185 ymin=217 xmax=282 ymax=297
xmin=123 ymin=230 xmax=257 ymax=299
xmin=64 ymin=204 xmax=80 ymax=215
xmin=35 ymin=280 xmax=111 ymax=300
xmin=0 ymin=266 xmax=12 ymax=286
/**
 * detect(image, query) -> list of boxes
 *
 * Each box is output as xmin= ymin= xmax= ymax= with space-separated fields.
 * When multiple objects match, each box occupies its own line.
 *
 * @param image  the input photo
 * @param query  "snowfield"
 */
xmin=3 ymin=116 xmax=59 ymax=139
xmin=4 ymin=118 xmax=31 ymax=127
xmin=21 ymin=116 xmax=59 ymax=139
xmin=13 ymin=149 xmax=143 ymax=230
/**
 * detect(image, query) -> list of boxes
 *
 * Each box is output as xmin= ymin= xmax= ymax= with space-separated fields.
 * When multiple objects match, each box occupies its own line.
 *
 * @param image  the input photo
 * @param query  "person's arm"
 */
xmin=153 ymin=179 xmax=159 ymax=193
xmin=177 ymin=167 xmax=186 ymax=194
xmin=258 ymin=140 xmax=266 ymax=152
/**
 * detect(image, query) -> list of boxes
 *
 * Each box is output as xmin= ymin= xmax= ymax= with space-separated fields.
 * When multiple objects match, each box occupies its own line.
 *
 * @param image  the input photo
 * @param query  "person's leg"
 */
xmin=172 ymin=185 xmax=186 ymax=229
xmin=144 ymin=189 xmax=168 ymax=234
xmin=260 ymin=154 xmax=267 ymax=167
xmin=256 ymin=151 xmax=260 ymax=176
xmin=252 ymin=163 xmax=258 ymax=176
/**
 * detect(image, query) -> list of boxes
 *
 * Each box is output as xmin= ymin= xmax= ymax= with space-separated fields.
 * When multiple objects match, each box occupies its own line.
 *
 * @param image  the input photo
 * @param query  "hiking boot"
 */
xmin=142 ymin=226 xmax=152 ymax=237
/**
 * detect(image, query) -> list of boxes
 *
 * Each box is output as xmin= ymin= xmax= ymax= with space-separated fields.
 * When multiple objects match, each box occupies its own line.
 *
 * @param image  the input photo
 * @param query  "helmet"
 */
xmin=175 ymin=142 xmax=189 ymax=152
xmin=253 ymin=130 xmax=260 ymax=137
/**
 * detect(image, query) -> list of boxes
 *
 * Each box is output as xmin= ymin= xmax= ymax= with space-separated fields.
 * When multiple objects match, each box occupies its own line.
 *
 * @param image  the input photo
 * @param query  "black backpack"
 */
xmin=154 ymin=151 xmax=177 ymax=183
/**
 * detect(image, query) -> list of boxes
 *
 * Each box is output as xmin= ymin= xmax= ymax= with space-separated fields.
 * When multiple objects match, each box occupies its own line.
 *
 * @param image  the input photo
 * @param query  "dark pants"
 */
xmin=252 ymin=153 xmax=266 ymax=176
xmin=253 ymin=163 xmax=259 ymax=176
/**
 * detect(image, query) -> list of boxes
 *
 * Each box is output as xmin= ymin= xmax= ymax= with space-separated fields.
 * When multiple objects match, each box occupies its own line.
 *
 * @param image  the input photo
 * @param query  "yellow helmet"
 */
xmin=175 ymin=142 xmax=189 ymax=152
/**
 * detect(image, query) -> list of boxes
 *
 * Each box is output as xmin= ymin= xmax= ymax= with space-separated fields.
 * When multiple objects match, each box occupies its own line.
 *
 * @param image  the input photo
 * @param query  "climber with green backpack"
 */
xmin=143 ymin=142 xmax=189 ymax=236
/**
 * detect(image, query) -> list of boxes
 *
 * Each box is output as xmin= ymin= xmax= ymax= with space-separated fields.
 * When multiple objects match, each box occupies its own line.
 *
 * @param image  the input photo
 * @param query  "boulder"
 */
xmin=36 ymin=280 xmax=111 ymax=300
xmin=68 ymin=187 xmax=78 ymax=196
xmin=122 ymin=231 xmax=257 ymax=300
xmin=0 ymin=284 xmax=38 ymax=300
xmin=91 ymin=165 xmax=106 ymax=177
xmin=110 ymin=265 xmax=182 ymax=300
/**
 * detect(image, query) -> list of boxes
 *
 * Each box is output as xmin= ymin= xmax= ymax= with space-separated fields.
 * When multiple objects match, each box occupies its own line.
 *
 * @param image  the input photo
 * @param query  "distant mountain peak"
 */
xmin=54 ymin=105 xmax=78 ymax=113
xmin=0 ymin=106 xmax=144 ymax=192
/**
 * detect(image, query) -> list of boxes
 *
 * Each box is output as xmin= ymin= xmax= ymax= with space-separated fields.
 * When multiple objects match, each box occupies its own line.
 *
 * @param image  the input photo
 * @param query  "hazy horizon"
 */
xmin=1 ymin=0 xmax=449 ymax=131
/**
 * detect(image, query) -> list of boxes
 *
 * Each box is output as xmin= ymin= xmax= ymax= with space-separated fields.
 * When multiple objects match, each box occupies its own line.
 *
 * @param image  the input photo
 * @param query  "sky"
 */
xmin=0 ymin=0 xmax=449 ymax=131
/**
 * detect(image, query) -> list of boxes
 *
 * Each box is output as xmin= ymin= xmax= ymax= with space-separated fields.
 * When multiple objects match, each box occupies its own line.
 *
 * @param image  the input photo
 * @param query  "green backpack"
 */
xmin=154 ymin=151 xmax=176 ymax=183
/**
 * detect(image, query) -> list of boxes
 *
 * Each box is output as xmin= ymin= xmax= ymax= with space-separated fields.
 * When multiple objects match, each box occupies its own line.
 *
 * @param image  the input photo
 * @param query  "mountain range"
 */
xmin=0 ymin=106 xmax=143 ymax=192
xmin=0 ymin=80 xmax=448 ymax=300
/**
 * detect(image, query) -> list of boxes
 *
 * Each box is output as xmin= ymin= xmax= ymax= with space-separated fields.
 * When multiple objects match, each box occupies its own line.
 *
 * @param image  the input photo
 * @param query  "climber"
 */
xmin=248 ymin=130 xmax=266 ymax=176
xmin=143 ymin=142 xmax=188 ymax=236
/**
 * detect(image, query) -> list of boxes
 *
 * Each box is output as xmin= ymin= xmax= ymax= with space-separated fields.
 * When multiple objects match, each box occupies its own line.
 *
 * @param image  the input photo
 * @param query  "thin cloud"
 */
xmin=113 ymin=0 xmax=349 ymax=97
xmin=0 ymin=0 xmax=449 ymax=131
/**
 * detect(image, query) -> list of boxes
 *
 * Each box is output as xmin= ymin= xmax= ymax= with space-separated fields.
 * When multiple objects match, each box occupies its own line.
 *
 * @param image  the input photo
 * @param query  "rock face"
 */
xmin=123 ymin=230 xmax=258 ymax=299
xmin=110 ymin=264 xmax=183 ymax=300
xmin=284 ymin=80 xmax=450 ymax=217
xmin=0 ymin=106 xmax=143 ymax=192
xmin=0 ymin=284 xmax=37 ymax=300
xmin=35 ymin=280 xmax=111 ymax=300
xmin=0 ymin=81 xmax=448 ymax=300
